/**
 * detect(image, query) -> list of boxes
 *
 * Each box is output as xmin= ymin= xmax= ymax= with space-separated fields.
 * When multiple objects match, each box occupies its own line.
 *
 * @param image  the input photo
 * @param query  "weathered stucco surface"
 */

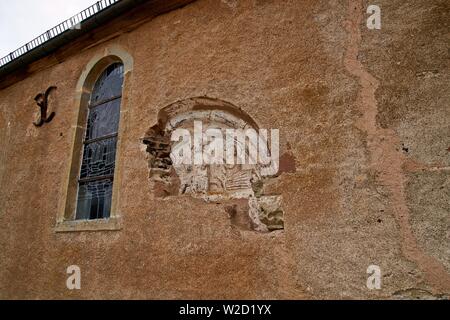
xmin=0 ymin=0 xmax=448 ymax=299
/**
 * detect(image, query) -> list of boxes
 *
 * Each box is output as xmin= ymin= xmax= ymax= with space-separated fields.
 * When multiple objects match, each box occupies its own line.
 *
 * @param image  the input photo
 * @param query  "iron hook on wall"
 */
xmin=33 ymin=86 xmax=57 ymax=127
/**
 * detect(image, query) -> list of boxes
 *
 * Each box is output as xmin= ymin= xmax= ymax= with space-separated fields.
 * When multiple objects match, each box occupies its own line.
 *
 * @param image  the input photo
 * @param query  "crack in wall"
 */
xmin=343 ymin=0 xmax=450 ymax=293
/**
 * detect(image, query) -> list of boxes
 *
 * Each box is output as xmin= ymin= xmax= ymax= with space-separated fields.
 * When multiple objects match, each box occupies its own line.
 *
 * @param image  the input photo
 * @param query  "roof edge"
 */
xmin=0 ymin=0 xmax=148 ymax=78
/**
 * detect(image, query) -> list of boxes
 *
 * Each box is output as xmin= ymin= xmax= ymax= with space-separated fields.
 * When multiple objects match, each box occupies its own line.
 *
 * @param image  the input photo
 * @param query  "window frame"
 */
xmin=56 ymin=48 xmax=133 ymax=233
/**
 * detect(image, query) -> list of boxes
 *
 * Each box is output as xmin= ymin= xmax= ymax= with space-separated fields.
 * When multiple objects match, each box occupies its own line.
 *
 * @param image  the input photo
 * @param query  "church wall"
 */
xmin=0 ymin=0 xmax=448 ymax=299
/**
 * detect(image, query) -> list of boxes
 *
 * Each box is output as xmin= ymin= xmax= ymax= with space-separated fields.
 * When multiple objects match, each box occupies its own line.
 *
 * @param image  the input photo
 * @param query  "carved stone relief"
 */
xmin=143 ymin=97 xmax=284 ymax=232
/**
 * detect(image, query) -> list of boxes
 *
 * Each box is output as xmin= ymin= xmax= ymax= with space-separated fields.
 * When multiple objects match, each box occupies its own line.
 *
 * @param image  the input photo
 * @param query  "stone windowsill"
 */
xmin=55 ymin=217 xmax=122 ymax=233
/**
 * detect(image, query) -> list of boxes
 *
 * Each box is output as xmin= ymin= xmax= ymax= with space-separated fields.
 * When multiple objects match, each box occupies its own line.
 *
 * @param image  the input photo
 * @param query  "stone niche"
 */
xmin=143 ymin=97 xmax=283 ymax=232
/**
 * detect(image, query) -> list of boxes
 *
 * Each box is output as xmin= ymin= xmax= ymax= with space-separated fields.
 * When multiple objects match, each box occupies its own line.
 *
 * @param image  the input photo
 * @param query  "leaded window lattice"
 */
xmin=75 ymin=63 xmax=124 ymax=220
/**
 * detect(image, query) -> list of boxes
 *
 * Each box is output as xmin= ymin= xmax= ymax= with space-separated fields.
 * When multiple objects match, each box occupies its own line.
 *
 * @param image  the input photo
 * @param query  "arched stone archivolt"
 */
xmin=143 ymin=97 xmax=284 ymax=232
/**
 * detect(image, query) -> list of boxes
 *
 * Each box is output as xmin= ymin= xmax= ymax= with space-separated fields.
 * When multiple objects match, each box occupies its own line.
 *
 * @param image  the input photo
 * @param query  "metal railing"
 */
xmin=0 ymin=0 xmax=121 ymax=68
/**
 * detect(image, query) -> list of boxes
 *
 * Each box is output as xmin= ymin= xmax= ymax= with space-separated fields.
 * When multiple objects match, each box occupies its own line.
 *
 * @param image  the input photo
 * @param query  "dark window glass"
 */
xmin=76 ymin=180 xmax=113 ymax=220
xmin=90 ymin=63 xmax=124 ymax=105
xmin=79 ymin=137 xmax=118 ymax=179
xmin=85 ymin=99 xmax=121 ymax=140
xmin=75 ymin=63 xmax=124 ymax=220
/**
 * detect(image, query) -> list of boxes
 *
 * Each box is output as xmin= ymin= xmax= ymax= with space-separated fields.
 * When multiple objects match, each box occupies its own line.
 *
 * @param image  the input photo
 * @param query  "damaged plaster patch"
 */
xmin=143 ymin=97 xmax=284 ymax=233
xmin=344 ymin=0 xmax=450 ymax=293
xmin=249 ymin=195 xmax=284 ymax=232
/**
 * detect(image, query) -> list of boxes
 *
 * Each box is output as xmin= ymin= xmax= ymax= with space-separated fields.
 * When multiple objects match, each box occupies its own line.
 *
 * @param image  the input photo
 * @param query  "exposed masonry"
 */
xmin=143 ymin=97 xmax=284 ymax=232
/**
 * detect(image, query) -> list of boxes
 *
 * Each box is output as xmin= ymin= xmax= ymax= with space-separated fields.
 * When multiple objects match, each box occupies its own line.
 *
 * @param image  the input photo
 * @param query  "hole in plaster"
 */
xmin=142 ymin=97 xmax=284 ymax=233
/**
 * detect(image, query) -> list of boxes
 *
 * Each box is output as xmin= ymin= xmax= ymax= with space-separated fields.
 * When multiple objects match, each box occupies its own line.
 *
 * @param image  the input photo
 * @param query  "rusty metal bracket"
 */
xmin=33 ymin=86 xmax=56 ymax=127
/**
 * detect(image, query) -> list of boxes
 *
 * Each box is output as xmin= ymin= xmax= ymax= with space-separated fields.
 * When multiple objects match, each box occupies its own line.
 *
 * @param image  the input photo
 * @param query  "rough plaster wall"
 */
xmin=358 ymin=0 xmax=450 ymax=296
xmin=0 ymin=0 xmax=448 ymax=299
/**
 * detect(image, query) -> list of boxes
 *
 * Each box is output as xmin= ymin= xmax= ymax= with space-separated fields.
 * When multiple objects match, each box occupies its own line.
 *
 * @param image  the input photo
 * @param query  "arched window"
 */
xmin=75 ymin=63 xmax=124 ymax=220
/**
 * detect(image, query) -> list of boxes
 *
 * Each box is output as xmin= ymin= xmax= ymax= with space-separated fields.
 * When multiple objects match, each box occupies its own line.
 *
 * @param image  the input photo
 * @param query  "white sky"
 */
xmin=0 ymin=0 xmax=96 ymax=58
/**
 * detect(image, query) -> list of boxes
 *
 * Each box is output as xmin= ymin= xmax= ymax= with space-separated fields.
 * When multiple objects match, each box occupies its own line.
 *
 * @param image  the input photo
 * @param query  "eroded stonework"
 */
xmin=143 ymin=97 xmax=284 ymax=232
